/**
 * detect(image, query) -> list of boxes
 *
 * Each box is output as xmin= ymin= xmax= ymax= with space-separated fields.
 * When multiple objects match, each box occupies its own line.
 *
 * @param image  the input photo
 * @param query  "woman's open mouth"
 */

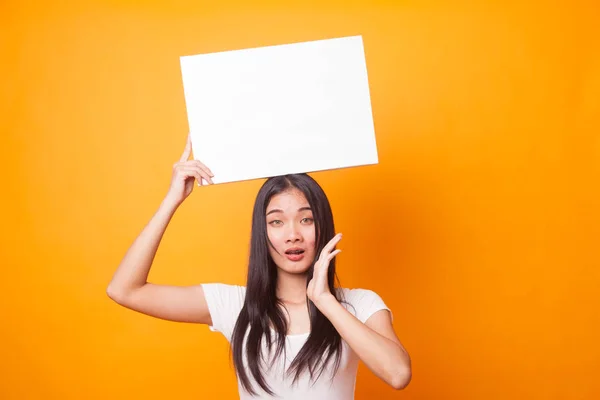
xmin=285 ymin=248 xmax=305 ymax=262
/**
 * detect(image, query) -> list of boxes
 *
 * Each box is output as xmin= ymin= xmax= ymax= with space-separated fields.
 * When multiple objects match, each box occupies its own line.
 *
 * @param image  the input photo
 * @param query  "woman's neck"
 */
xmin=276 ymin=271 xmax=309 ymax=304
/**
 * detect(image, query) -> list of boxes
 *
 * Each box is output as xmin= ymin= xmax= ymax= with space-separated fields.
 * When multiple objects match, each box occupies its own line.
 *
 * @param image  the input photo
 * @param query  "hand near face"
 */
xmin=307 ymin=233 xmax=342 ymax=306
xmin=165 ymin=134 xmax=214 ymax=206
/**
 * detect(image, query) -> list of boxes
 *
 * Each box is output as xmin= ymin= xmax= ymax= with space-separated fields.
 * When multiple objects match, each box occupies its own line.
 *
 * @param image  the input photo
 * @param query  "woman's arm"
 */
xmin=106 ymin=134 xmax=215 ymax=324
xmin=316 ymin=296 xmax=412 ymax=390
xmin=307 ymin=234 xmax=412 ymax=390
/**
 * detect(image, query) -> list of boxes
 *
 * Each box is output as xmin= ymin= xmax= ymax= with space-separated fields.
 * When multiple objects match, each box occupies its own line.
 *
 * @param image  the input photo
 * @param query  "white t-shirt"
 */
xmin=201 ymin=283 xmax=392 ymax=400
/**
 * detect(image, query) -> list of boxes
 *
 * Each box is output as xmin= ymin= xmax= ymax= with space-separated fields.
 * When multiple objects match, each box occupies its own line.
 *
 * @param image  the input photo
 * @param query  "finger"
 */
xmin=182 ymin=160 xmax=214 ymax=178
xmin=320 ymin=233 xmax=343 ymax=258
xmin=316 ymin=249 xmax=341 ymax=272
xmin=195 ymin=160 xmax=214 ymax=177
xmin=327 ymin=249 xmax=342 ymax=261
xmin=180 ymin=166 xmax=213 ymax=185
xmin=179 ymin=133 xmax=192 ymax=162
xmin=178 ymin=167 xmax=204 ymax=186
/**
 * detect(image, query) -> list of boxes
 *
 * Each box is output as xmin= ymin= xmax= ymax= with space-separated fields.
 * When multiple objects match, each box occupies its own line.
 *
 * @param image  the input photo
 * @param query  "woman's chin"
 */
xmin=277 ymin=261 xmax=312 ymax=275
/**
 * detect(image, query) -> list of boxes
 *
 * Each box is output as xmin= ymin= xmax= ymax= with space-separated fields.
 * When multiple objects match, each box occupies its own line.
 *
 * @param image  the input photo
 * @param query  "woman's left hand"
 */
xmin=307 ymin=233 xmax=343 ymax=307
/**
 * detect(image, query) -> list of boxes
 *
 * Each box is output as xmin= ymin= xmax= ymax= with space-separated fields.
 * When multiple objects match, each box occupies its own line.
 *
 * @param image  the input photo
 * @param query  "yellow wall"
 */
xmin=2 ymin=1 xmax=599 ymax=399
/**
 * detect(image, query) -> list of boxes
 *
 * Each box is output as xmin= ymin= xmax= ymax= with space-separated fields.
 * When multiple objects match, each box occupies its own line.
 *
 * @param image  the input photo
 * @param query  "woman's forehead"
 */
xmin=266 ymin=189 xmax=310 ymax=212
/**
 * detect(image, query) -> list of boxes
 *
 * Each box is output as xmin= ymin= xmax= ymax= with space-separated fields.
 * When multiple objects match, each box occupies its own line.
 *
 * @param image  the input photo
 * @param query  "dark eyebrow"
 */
xmin=266 ymin=207 xmax=312 ymax=216
xmin=266 ymin=209 xmax=282 ymax=216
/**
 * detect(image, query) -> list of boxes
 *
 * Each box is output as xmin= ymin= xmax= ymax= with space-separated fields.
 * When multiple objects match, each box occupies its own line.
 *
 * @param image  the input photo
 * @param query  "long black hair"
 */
xmin=230 ymin=173 xmax=345 ymax=396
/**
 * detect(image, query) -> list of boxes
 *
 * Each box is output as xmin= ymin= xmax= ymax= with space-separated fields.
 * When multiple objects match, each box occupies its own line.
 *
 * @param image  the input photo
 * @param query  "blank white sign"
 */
xmin=179 ymin=35 xmax=378 ymax=185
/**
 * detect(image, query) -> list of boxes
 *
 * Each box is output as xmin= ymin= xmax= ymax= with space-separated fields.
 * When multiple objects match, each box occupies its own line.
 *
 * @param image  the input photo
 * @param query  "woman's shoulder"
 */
xmin=337 ymin=286 xmax=383 ymax=301
xmin=200 ymin=283 xmax=247 ymax=307
xmin=200 ymin=283 xmax=247 ymax=339
xmin=336 ymin=286 xmax=391 ymax=323
xmin=201 ymin=282 xmax=246 ymax=292
xmin=202 ymin=282 xmax=246 ymax=290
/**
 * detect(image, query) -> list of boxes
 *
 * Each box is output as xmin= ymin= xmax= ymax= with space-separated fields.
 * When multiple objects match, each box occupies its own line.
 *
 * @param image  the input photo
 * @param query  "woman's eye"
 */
xmin=301 ymin=218 xmax=314 ymax=224
xmin=269 ymin=220 xmax=283 ymax=226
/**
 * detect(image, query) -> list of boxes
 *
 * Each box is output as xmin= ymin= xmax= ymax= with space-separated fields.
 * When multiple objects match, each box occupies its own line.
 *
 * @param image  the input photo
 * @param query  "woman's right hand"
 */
xmin=165 ymin=133 xmax=214 ymax=206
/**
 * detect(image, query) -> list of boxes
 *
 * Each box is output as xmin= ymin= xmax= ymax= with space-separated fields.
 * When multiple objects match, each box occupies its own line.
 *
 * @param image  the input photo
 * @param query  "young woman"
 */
xmin=107 ymin=135 xmax=411 ymax=399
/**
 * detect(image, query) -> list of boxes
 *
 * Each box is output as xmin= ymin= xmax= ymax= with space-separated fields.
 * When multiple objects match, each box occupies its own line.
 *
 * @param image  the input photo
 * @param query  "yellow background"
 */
xmin=2 ymin=1 xmax=599 ymax=399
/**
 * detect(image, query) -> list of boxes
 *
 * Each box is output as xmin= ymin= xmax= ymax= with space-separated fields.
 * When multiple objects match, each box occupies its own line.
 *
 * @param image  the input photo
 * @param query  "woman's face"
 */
xmin=266 ymin=188 xmax=317 ymax=275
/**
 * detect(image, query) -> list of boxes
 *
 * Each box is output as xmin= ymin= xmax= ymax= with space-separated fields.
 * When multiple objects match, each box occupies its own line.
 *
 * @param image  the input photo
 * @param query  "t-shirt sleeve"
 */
xmin=200 ymin=283 xmax=246 ymax=341
xmin=341 ymin=288 xmax=393 ymax=324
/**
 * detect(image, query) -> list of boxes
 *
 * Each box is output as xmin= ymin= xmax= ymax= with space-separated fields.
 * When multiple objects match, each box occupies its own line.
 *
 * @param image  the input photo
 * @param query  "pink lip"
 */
xmin=286 ymin=253 xmax=305 ymax=262
xmin=285 ymin=247 xmax=304 ymax=253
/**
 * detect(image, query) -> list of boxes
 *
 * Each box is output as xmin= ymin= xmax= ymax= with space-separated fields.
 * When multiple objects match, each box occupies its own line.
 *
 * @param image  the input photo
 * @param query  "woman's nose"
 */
xmin=285 ymin=223 xmax=302 ymax=242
